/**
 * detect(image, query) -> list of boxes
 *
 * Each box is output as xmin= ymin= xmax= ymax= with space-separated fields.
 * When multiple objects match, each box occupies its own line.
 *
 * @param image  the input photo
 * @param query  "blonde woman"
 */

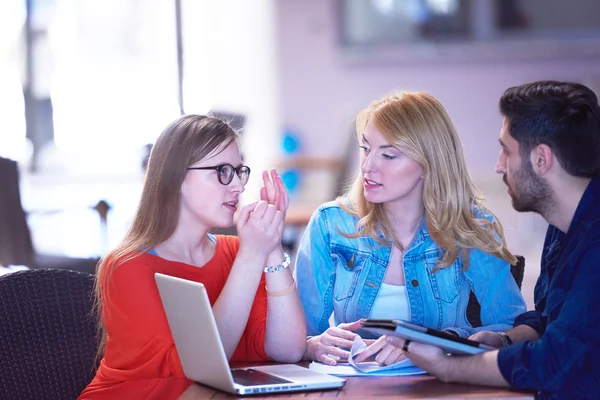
xmin=79 ymin=115 xmax=306 ymax=399
xmin=296 ymin=92 xmax=526 ymax=366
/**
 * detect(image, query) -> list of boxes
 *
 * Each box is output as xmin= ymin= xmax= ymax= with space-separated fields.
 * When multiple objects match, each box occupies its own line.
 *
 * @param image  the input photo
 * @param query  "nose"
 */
xmin=361 ymin=152 xmax=376 ymax=174
xmin=495 ymin=151 xmax=506 ymax=175
xmin=229 ymin=174 xmax=245 ymax=194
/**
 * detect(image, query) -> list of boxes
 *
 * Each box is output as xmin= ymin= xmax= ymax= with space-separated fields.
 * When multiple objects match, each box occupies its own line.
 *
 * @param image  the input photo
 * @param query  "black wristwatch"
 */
xmin=498 ymin=332 xmax=513 ymax=346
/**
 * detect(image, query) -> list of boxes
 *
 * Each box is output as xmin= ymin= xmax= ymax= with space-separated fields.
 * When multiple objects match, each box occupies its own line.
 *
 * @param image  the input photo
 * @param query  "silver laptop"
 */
xmin=155 ymin=273 xmax=345 ymax=396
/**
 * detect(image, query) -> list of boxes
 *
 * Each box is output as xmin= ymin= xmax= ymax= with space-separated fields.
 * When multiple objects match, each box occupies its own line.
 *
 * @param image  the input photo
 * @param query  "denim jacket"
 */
xmin=295 ymin=201 xmax=526 ymax=338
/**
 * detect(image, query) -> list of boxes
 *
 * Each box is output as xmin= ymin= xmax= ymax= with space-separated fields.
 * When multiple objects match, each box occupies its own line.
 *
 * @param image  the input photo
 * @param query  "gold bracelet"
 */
xmin=265 ymin=281 xmax=296 ymax=297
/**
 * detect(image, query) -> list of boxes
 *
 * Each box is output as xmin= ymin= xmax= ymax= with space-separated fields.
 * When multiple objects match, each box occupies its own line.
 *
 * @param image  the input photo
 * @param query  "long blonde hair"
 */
xmin=339 ymin=92 xmax=516 ymax=270
xmin=94 ymin=115 xmax=239 ymax=357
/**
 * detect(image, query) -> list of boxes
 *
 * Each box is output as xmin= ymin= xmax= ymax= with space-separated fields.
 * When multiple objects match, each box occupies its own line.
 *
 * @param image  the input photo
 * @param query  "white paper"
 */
xmin=308 ymin=337 xmax=426 ymax=377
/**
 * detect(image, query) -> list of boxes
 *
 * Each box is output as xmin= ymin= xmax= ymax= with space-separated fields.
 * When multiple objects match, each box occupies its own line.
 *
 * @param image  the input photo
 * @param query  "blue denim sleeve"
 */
xmin=497 ymin=245 xmax=600 ymax=392
xmin=513 ymin=310 xmax=542 ymax=334
xmin=453 ymin=247 xmax=527 ymax=337
xmin=294 ymin=207 xmax=335 ymax=336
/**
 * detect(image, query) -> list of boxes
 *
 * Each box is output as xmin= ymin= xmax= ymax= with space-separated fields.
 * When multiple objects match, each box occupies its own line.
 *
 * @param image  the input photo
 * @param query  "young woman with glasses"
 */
xmin=80 ymin=115 xmax=306 ymax=400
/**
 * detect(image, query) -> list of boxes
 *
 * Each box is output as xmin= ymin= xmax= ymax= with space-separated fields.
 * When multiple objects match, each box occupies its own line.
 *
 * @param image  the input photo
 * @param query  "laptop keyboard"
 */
xmin=231 ymin=368 xmax=293 ymax=386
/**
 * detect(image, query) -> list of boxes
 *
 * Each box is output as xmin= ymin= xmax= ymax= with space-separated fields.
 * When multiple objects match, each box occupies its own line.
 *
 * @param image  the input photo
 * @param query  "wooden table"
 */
xmin=186 ymin=363 xmax=534 ymax=399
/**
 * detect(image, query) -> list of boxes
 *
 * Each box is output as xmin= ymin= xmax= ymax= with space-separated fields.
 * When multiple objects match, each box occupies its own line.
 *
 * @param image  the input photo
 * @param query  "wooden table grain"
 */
xmin=186 ymin=363 xmax=534 ymax=399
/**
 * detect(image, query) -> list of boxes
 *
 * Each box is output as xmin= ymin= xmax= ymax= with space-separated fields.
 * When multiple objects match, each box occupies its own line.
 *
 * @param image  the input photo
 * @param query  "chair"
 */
xmin=466 ymin=255 xmax=525 ymax=328
xmin=0 ymin=269 xmax=100 ymax=400
xmin=0 ymin=157 xmax=34 ymax=267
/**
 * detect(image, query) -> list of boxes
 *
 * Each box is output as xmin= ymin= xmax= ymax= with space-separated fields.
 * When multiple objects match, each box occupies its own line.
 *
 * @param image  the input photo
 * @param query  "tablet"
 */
xmin=361 ymin=319 xmax=495 ymax=355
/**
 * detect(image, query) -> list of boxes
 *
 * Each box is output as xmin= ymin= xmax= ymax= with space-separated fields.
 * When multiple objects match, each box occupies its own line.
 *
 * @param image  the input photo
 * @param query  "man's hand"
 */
xmin=385 ymin=336 xmax=509 ymax=387
xmin=470 ymin=324 xmax=540 ymax=348
xmin=385 ymin=336 xmax=452 ymax=381
xmin=469 ymin=331 xmax=505 ymax=348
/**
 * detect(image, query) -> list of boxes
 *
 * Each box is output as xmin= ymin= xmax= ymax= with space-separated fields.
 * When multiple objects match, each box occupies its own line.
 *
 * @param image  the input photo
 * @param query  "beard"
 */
xmin=504 ymin=160 xmax=553 ymax=215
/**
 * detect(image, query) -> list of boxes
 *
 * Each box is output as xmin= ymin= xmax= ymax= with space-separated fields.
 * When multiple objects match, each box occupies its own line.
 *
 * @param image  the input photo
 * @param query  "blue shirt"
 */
xmin=497 ymin=176 xmax=600 ymax=399
xmin=295 ymin=201 xmax=526 ymax=338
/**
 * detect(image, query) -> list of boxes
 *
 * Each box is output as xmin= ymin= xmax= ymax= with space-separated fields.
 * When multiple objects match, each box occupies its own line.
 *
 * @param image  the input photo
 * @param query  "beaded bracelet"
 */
xmin=263 ymin=253 xmax=291 ymax=273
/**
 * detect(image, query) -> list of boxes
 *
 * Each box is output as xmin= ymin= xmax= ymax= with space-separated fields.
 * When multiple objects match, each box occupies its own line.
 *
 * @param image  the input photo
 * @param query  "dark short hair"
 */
xmin=499 ymin=80 xmax=600 ymax=178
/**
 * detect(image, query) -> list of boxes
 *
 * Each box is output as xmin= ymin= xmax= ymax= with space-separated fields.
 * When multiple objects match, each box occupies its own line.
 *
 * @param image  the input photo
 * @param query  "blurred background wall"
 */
xmin=277 ymin=0 xmax=600 ymax=185
xmin=2 ymin=0 xmax=600 ymax=306
xmin=273 ymin=0 xmax=600 ymax=307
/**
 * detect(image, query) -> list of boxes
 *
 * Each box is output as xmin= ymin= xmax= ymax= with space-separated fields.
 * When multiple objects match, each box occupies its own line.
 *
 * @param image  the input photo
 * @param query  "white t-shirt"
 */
xmin=369 ymin=283 xmax=411 ymax=321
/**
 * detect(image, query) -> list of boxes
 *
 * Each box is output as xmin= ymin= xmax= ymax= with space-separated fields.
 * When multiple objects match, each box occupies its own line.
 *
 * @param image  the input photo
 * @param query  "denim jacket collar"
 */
xmin=375 ymin=214 xmax=428 ymax=253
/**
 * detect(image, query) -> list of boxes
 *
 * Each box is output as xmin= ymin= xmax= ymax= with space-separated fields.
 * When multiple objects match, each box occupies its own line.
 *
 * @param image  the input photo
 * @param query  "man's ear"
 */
xmin=530 ymin=144 xmax=553 ymax=175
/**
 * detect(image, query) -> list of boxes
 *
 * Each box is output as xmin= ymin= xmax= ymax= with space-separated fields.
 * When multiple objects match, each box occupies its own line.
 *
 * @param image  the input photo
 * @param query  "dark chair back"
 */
xmin=0 ymin=157 xmax=34 ymax=267
xmin=0 ymin=269 xmax=100 ymax=400
xmin=466 ymin=255 xmax=525 ymax=328
xmin=0 ymin=156 xmax=100 ymax=274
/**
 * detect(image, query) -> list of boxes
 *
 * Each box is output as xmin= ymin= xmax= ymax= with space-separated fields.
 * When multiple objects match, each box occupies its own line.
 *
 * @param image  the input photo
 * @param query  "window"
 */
xmin=339 ymin=0 xmax=600 ymax=61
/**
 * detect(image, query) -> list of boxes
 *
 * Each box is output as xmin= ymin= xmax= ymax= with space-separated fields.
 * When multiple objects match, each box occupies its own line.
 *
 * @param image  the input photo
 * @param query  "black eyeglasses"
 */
xmin=187 ymin=163 xmax=251 ymax=186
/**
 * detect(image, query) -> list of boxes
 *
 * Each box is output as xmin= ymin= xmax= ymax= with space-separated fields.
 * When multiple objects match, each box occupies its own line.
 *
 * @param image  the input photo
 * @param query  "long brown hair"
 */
xmin=94 ymin=115 xmax=239 ymax=357
xmin=339 ymin=92 xmax=516 ymax=269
